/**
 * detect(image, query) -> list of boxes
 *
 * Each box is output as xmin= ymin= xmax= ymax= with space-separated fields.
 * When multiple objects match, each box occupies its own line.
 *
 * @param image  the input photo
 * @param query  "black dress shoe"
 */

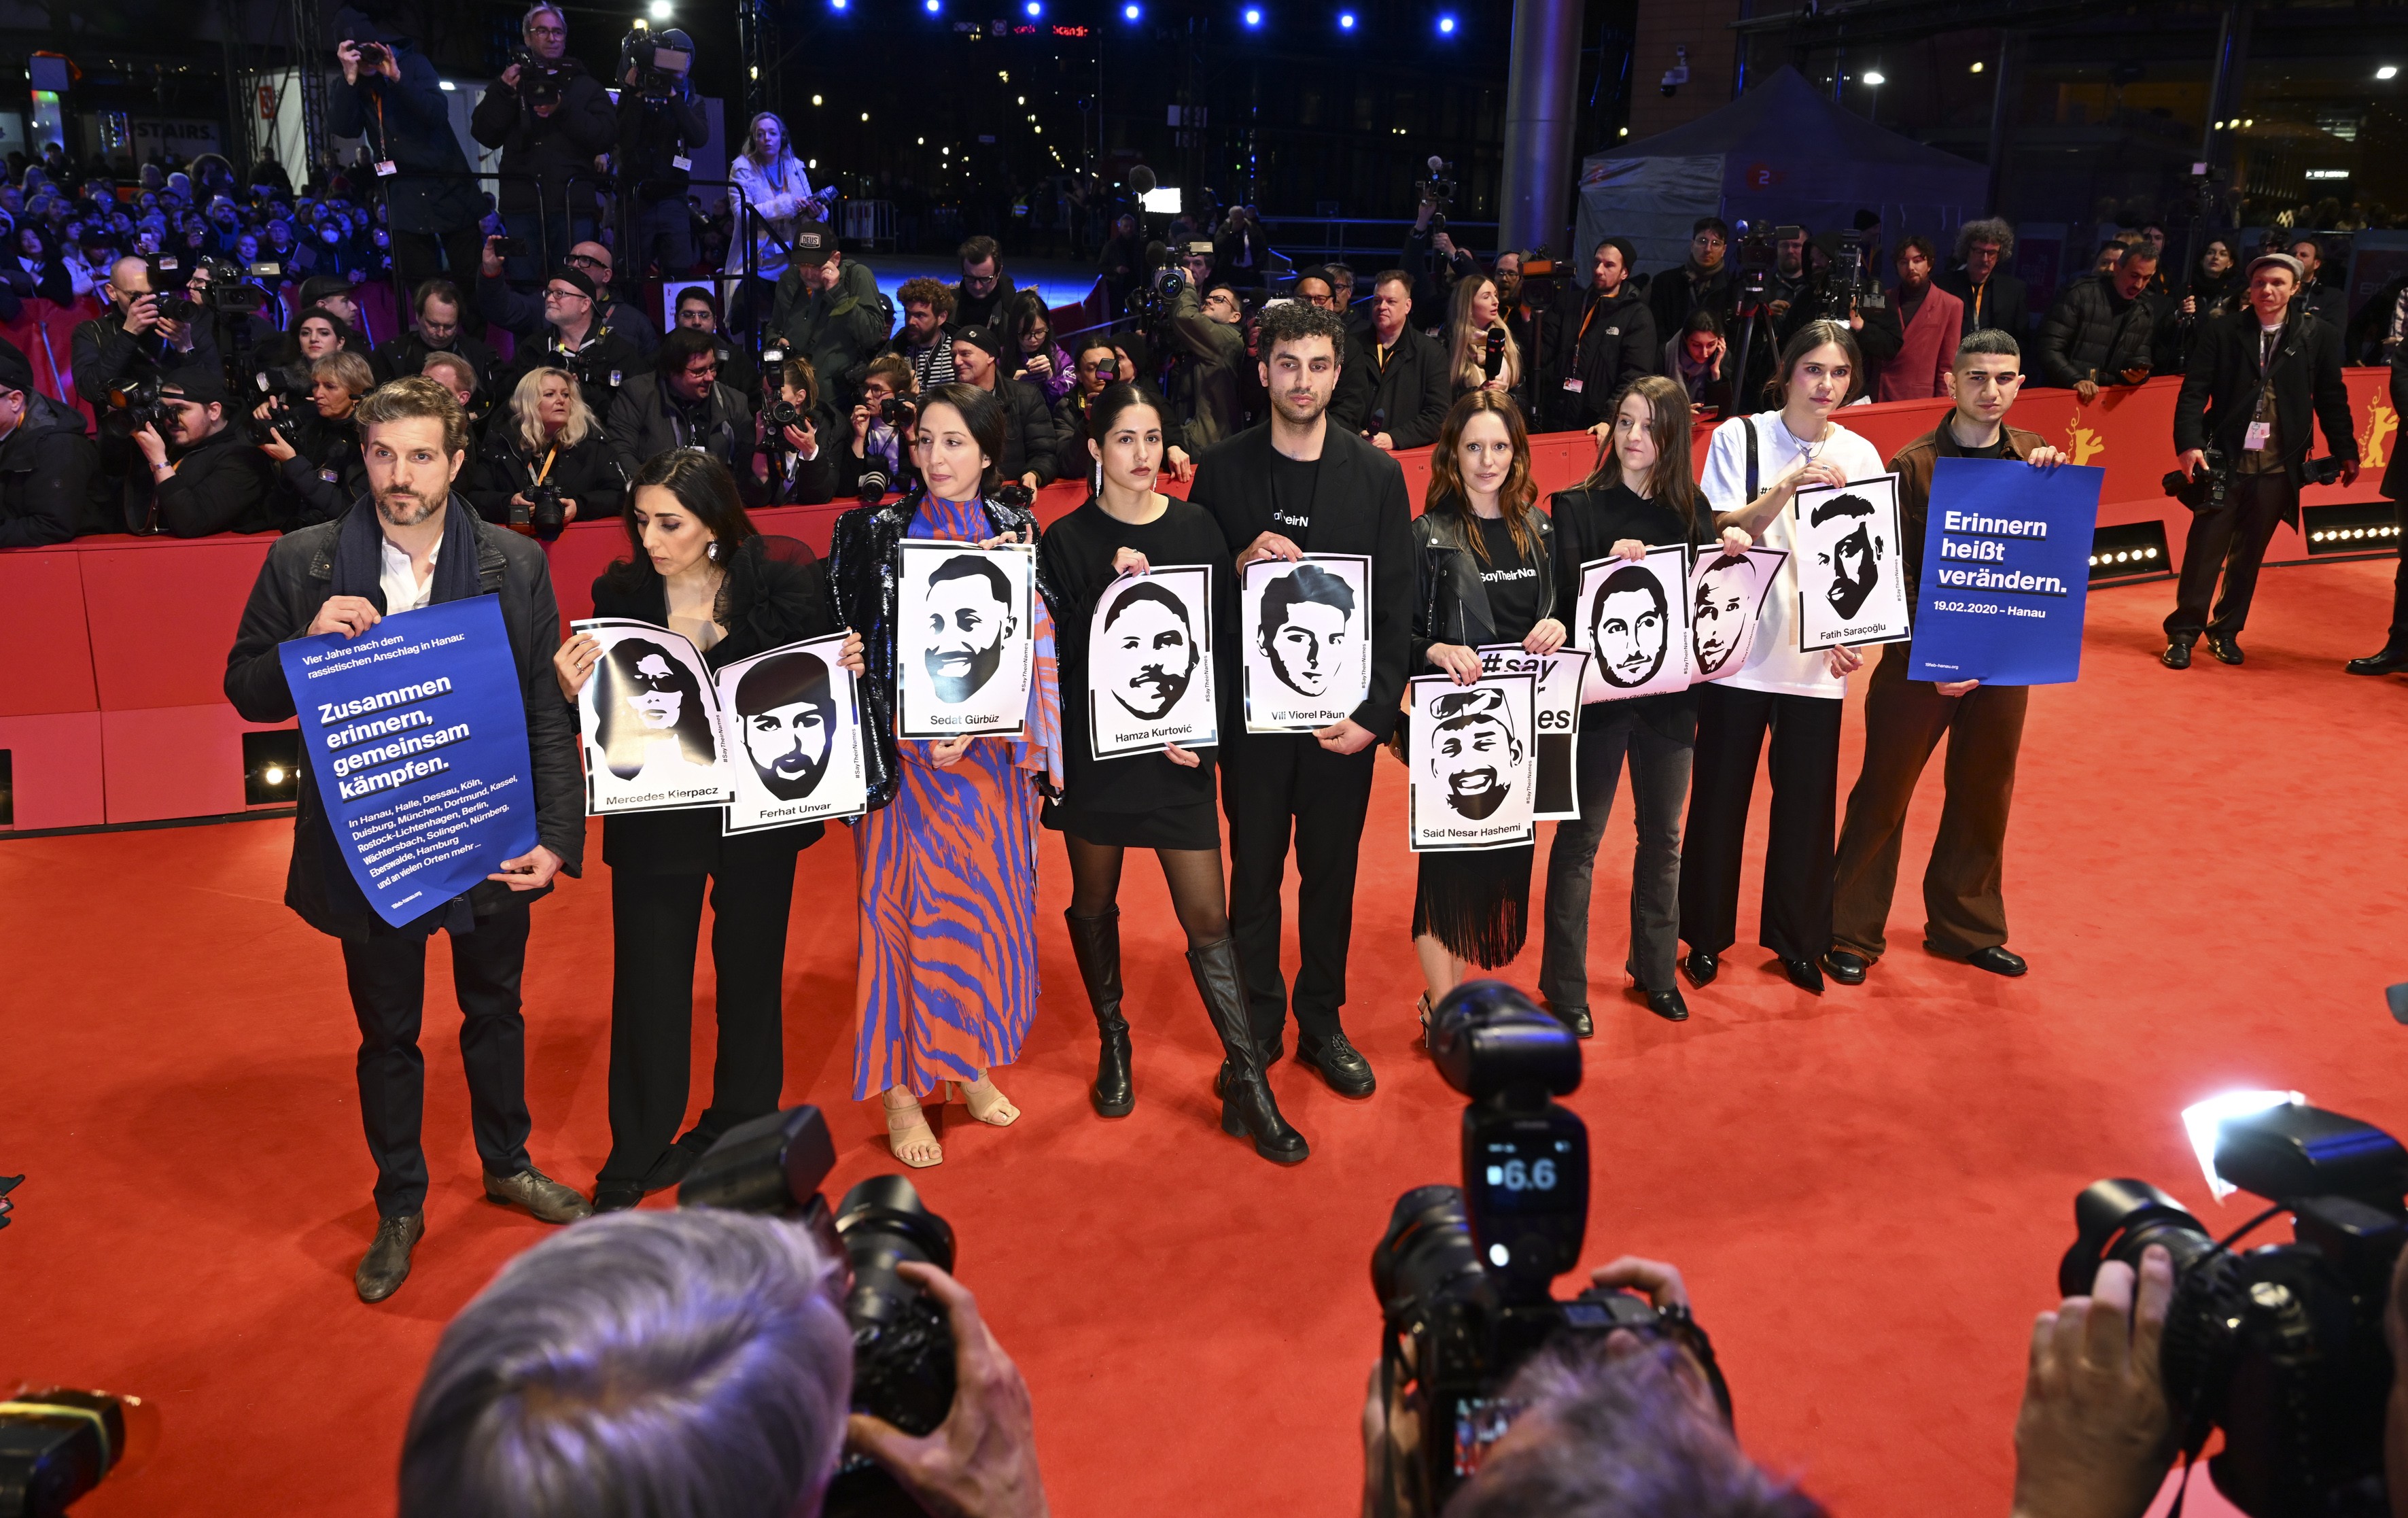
xmin=638 ymin=1135 xmax=709 ymax=1194
xmin=1681 ymin=949 xmax=1720 ymax=988
xmin=1296 ymin=1031 xmax=1377 ymax=1097
xmin=2205 ymin=633 xmax=2244 ymax=666
xmin=2161 ymin=638 xmax=2193 ymax=670
xmin=1821 ymin=949 xmax=1870 ymax=986
xmin=483 ymin=1165 xmax=595 ymax=1224
xmin=1644 ymin=987 xmax=1689 ymax=1022
xmin=355 ymin=1212 xmax=424 ymax=1303
xmin=2346 ymin=645 xmax=2408 ymax=676
xmin=1781 ymin=956 xmax=1826 ymax=994
xmin=1554 ymin=1005 xmax=1594 ymax=1038
xmin=1959 ymin=944 xmax=2029 ymax=978
xmin=592 ymin=1181 xmax=643 ymax=1213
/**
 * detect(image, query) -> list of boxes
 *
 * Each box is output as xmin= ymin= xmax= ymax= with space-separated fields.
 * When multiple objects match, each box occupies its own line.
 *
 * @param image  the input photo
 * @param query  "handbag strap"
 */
xmin=1743 ymin=413 xmax=1760 ymax=502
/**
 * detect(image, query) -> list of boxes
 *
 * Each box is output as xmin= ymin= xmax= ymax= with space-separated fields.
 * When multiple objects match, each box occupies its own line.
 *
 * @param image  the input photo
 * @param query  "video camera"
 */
xmin=1369 ymin=982 xmax=1730 ymax=1515
xmin=2061 ymin=1101 xmax=2408 ymax=1517
xmin=510 ymin=46 xmax=570 ymax=109
xmin=2164 ymin=447 xmax=2232 ymax=514
xmin=1729 ymin=223 xmax=1791 ymax=307
xmin=1821 ymin=229 xmax=1885 ymax=315
xmin=680 ymin=1105 xmax=959 ymax=1518
xmin=618 ymin=18 xmax=693 ymax=102
xmin=153 ymin=256 xmax=277 ymax=321
xmin=1125 ymin=249 xmax=1186 ymax=334
xmin=1416 ymin=156 xmax=1459 ymax=232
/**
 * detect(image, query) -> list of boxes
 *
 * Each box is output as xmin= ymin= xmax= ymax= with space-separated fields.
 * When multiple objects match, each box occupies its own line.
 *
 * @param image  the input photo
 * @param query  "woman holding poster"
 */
xmin=1405 ymin=391 xmax=1564 ymax=1031
xmin=550 ymin=451 xmax=862 ymax=1213
xmin=1678 ymin=321 xmax=1886 ymax=997
xmin=1540 ymin=375 xmax=1754 ymax=1030
xmin=829 ymin=383 xmax=1062 ymax=1169
xmin=1035 ymin=384 xmax=1304 ymax=1165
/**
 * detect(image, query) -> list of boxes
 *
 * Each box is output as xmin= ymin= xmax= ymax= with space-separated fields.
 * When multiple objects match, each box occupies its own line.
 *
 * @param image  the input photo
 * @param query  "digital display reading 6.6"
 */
xmin=1473 ymin=1133 xmax=1585 ymax=1213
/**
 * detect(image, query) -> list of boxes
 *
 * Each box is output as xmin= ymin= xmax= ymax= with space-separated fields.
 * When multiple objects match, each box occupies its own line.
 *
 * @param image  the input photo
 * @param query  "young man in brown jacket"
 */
xmin=1824 ymin=329 xmax=2063 ymax=985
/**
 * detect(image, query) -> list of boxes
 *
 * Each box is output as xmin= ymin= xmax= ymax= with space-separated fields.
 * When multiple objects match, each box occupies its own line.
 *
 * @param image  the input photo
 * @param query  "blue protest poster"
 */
xmin=277 ymin=595 xmax=539 ymax=927
xmin=1907 ymin=458 xmax=2104 ymax=686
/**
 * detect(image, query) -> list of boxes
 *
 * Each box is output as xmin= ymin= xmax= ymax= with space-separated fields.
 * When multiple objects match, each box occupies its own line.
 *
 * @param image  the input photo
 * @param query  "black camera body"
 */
xmin=678 ymin=1106 xmax=956 ymax=1518
xmin=106 ymin=377 xmax=173 ymax=437
xmin=1731 ymin=224 xmax=1788 ymax=305
xmin=1416 ymin=159 xmax=1459 ymax=232
xmin=2062 ymin=1103 xmax=2408 ymax=1518
xmin=510 ymin=46 xmax=570 ymax=108
xmin=2164 ymin=447 xmax=2232 ymax=513
xmin=355 ymin=39 xmax=392 ymax=69
xmin=2302 ymin=453 xmax=2346 ymax=487
xmin=619 ymin=22 xmax=693 ymax=103
xmin=763 ymin=395 xmax=811 ymax=434
xmin=879 ymin=393 xmax=918 ymax=429
xmin=1370 ymin=983 xmax=1729 ymax=1513
xmin=522 ymin=481 xmax=567 ymax=540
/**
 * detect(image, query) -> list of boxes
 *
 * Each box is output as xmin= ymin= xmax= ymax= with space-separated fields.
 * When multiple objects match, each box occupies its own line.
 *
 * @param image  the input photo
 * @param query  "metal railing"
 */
xmin=1255 ymin=214 xmax=1502 ymax=265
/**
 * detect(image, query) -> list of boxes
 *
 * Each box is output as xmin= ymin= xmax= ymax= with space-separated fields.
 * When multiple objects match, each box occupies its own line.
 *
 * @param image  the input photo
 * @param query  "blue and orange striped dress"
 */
xmin=853 ymin=494 xmax=1064 ymax=1099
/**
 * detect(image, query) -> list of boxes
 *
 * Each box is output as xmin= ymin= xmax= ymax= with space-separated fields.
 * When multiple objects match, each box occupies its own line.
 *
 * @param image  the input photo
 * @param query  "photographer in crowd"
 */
xmin=947 ymin=324 xmax=1064 ymax=491
xmin=330 ymin=24 xmax=483 ymax=299
xmin=952 ymin=234 xmax=1014 ymax=328
xmin=1935 ymin=218 xmax=2030 ymax=343
xmin=672 ymin=286 xmax=756 ymax=400
xmin=1401 ymin=194 xmax=1478 ymax=330
xmin=1647 ymin=217 xmax=1735 ymax=344
xmin=469 ymin=366 xmax=625 ymax=530
xmin=2160 ymin=250 xmax=2357 ymax=670
xmin=1546 ymin=238 xmax=1656 ymax=436
xmin=1158 ymin=270 xmax=1246 ymax=453
xmin=756 ymin=355 xmax=837 ymax=505
xmin=297 ymin=277 xmax=377 ymax=356
xmin=396 ymin=1209 xmax=1050 ymax=1518
xmin=481 ymin=246 xmax=642 ymax=416
xmin=769 ymin=218 xmax=887 ymax=412
xmin=472 ymin=2 xmax=616 ymax=284
xmin=372 ymin=279 xmax=502 ymax=394
xmin=614 ymin=26 xmax=708 ymax=279
xmin=607 ymin=325 xmax=752 ymax=481
xmin=2038 ymin=244 xmax=2165 ymax=398
xmin=258 ymin=349 xmax=376 ymax=526
xmin=0 ymin=343 xmax=102 ymax=547
xmin=1332 ymin=269 xmax=1450 ymax=449
xmin=837 ymin=353 xmax=918 ymax=501
xmin=129 ymin=370 xmax=280 ymax=537
xmin=74 ymin=255 xmax=218 ymax=415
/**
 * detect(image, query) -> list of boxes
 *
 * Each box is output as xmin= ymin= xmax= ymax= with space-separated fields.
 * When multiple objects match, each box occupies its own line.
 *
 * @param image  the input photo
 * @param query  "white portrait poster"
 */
xmin=1477 ymin=643 xmax=1587 ymax=821
xmin=1088 ymin=566 xmax=1219 ymax=759
xmin=1793 ymin=474 xmax=1913 ymax=651
xmin=1575 ymin=547 xmax=1692 ymax=703
xmin=1686 ymin=545 xmax=1789 ymax=685
xmin=1407 ymin=673 xmax=1538 ymax=852
xmin=1241 ymin=553 xmax=1372 ymax=733
xmin=716 ymin=633 xmax=869 ymax=833
xmin=574 ymin=617 xmax=736 ymax=815
xmin=895 ymin=538 xmax=1038 ymax=740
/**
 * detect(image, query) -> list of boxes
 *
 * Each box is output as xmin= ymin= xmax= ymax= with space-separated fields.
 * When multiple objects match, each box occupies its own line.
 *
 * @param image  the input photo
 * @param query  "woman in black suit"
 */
xmin=551 ymin=451 xmax=863 ymax=1210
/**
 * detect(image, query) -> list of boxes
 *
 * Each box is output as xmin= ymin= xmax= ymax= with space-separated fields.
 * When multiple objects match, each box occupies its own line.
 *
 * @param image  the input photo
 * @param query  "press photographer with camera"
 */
xmin=1401 ymin=164 xmax=1478 ymax=330
xmin=769 ymin=218 xmax=888 ymax=413
xmin=372 ymin=279 xmax=504 ymax=395
xmin=614 ymin=20 xmax=709 ymax=279
xmin=257 ymin=349 xmax=375 ymax=527
xmin=756 ymin=354 xmax=838 ymax=505
xmin=1329 ymin=270 xmax=1450 ymax=451
xmin=481 ymin=249 xmax=642 ymax=416
xmin=184 ymin=257 xmax=283 ymax=394
xmin=1149 ymin=259 xmax=1246 ymax=453
xmin=838 ymin=353 xmax=920 ymax=502
xmin=74 ymin=254 xmax=218 ymax=415
xmin=470 ymin=1 xmax=615 ymax=284
xmin=468 ymin=366 xmax=625 ymax=534
xmin=1543 ymin=239 xmax=1656 ymax=436
xmin=126 ymin=369 xmax=281 ymax=537
xmin=2160 ymin=251 xmax=2358 ymax=670
xmin=0 ymin=342 xmax=103 ymax=548
xmin=607 ymin=325 xmax=753 ymax=482
xmin=330 ymin=22 xmax=485 ymax=300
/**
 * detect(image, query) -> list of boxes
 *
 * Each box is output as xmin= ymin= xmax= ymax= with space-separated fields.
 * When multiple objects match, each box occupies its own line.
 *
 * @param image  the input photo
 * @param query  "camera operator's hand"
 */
xmin=850 ymin=1261 xmax=1047 ymax=1518
xmin=122 ymin=292 xmax=163 ymax=337
xmin=2010 ymin=1245 xmax=2174 ymax=1518
xmin=482 ymin=235 xmax=508 ymax=278
xmin=2075 ymin=379 xmax=2101 ymax=403
xmin=1432 ymin=231 xmax=1456 ymax=261
xmin=308 ymin=594 xmax=382 ymax=640
xmin=1427 ymin=642 xmax=1482 ymax=685
xmin=1236 ymin=530 xmax=1302 ymax=568
xmin=133 ymin=423 xmax=172 ymax=470
xmin=1587 ymin=1257 xmax=1726 ymax=1417
xmin=260 ymin=429 xmax=298 ymax=463
xmin=2175 ymin=447 xmax=2207 ymax=480
xmin=500 ymin=62 xmax=522 ymax=89
xmin=2180 ymin=295 xmax=2197 ymax=317
xmin=557 ymin=498 xmax=578 ymax=523
xmin=554 ymin=629 xmax=601 ymax=700
xmin=1414 ymin=197 xmax=1437 ymax=234
xmin=489 ymin=844 xmax=563 ymax=891
xmin=1767 ymin=298 xmax=1792 ymax=321
xmin=337 ymin=39 xmax=362 ymax=84
xmin=1361 ymin=1357 xmax=1424 ymax=1518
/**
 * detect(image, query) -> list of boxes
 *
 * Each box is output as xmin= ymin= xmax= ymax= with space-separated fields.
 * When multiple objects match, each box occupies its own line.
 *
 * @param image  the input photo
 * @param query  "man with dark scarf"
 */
xmin=224 ymin=376 xmax=591 ymax=1305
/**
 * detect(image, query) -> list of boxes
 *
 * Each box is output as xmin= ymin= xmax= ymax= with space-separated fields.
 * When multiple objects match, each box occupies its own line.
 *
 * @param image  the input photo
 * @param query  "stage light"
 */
xmin=1242 ymin=5 xmax=1261 ymax=25
xmin=812 ymin=94 xmax=824 ymax=105
xmin=861 ymin=111 xmax=870 ymax=121
xmin=2304 ymin=503 xmax=2403 ymax=554
xmin=2184 ymin=1090 xmax=2302 ymax=1201
xmin=1435 ymin=12 xmax=1456 ymax=33
xmin=2088 ymin=520 xmax=2171 ymax=583
xmin=831 ymin=0 xmax=848 ymax=11
xmin=242 ymin=731 xmax=302 ymax=807
xmin=647 ymin=0 xmax=672 ymax=17
xmin=1970 ymin=61 xmax=1984 ymax=73
xmin=1025 ymin=0 xmax=1041 ymax=14
xmin=438 ymin=79 xmax=456 ymax=90
xmin=926 ymin=0 xmax=942 ymax=10
xmin=1862 ymin=69 xmax=1885 ymax=85
xmin=1124 ymin=2 xmax=1140 ymax=16
xmin=1338 ymin=10 xmax=1355 ymax=27
xmin=2383 ymin=65 xmax=2401 ymax=80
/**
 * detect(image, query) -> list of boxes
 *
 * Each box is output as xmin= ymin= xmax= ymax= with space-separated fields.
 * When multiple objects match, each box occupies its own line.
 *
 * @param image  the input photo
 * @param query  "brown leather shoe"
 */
xmin=355 ymin=1212 xmax=425 ymax=1303
xmin=484 ymin=1166 xmax=595 ymax=1224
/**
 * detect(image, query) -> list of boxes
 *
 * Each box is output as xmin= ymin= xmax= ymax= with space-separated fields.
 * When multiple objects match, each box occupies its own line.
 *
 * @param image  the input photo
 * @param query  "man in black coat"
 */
xmin=75 ymin=254 xmax=221 ymax=411
xmin=469 ymin=1 xmax=616 ymax=283
xmin=2038 ymin=246 xmax=2166 ymax=396
xmin=612 ymin=29 xmax=709 ymax=279
xmin=329 ymin=24 xmax=483 ymax=300
xmin=1548 ymin=237 xmax=1657 ymax=433
xmin=480 ymin=254 xmax=644 ymax=417
xmin=1329 ymin=269 xmax=1450 ymax=451
xmin=606 ymin=325 xmax=753 ymax=481
xmin=2348 ymin=340 xmax=2408 ymax=676
xmin=1189 ymin=300 xmax=1412 ymax=1101
xmin=126 ymin=370 xmax=282 ymax=537
xmin=0 ymin=344 xmax=101 ymax=546
xmin=372 ymin=279 xmax=504 ymax=394
xmin=1934 ymin=217 xmax=2031 ymax=346
xmin=222 ymin=376 xmax=591 ymax=1303
xmin=1645 ymin=218 xmax=1735 ymax=348
xmin=2162 ymin=252 xmax=2360 ymax=668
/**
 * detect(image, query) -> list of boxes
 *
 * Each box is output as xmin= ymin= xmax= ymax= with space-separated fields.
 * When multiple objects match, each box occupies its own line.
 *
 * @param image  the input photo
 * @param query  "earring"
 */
xmin=706 ymin=540 xmax=720 ymax=562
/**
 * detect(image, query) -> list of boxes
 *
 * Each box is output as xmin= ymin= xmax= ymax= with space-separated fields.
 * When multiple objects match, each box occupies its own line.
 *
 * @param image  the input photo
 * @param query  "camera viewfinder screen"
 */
xmin=1449 ymin=1396 xmax=1525 ymax=1480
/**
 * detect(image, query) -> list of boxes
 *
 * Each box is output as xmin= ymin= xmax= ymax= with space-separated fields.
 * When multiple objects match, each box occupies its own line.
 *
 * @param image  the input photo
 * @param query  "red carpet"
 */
xmin=7 ymin=559 xmax=2405 ymax=1517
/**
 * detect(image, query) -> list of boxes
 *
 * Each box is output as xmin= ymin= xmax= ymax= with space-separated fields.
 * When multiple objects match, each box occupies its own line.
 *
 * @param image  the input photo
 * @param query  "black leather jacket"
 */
xmin=1410 ymin=500 xmax=1555 ymax=674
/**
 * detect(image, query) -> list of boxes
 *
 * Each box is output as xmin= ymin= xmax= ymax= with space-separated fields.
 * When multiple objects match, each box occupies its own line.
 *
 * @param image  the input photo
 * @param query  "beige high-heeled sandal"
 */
xmin=954 ymin=1075 xmax=1019 ymax=1128
xmin=882 ymin=1089 xmax=943 ymax=1168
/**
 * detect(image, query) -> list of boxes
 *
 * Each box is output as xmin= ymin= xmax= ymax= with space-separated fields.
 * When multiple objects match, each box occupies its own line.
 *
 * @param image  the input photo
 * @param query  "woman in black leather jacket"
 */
xmin=550 ymin=451 xmax=862 ymax=1210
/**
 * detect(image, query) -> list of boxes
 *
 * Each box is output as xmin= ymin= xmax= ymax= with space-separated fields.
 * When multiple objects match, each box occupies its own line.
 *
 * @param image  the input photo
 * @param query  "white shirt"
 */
xmin=1698 ymin=411 xmax=1887 ymax=699
xmin=379 ymin=534 xmax=439 ymax=615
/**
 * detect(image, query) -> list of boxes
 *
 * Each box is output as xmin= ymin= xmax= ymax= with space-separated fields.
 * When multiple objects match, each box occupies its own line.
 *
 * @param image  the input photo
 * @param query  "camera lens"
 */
xmin=836 ymin=1176 xmax=957 ymax=1438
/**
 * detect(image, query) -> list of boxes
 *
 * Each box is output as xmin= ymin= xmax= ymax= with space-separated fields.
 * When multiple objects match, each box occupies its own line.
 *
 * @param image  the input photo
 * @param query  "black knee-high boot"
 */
xmin=1188 ymin=935 xmax=1307 ymax=1165
xmin=1066 ymin=908 xmax=1133 ymax=1117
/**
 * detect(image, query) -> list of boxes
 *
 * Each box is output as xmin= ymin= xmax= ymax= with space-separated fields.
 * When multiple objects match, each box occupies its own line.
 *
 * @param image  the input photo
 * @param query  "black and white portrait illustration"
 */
xmin=1089 ymin=566 xmax=1218 ymax=759
xmin=1407 ymin=673 xmax=1537 ymax=852
xmin=1240 ymin=553 xmax=1373 ymax=731
xmin=1794 ymin=474 xmax=1913 ymax=651
xmin=574 ymin=618 xmax=735 ymax=814
xmin=1687 ymin=545 xmax=1788 ymax=685
xmin=896 ymin=537 xmax=1038 ymax=739
xmin=1575 ymin=546 xmax=1692 ymax=704
xmin=717 ymin=633 xmax=868 ymax=831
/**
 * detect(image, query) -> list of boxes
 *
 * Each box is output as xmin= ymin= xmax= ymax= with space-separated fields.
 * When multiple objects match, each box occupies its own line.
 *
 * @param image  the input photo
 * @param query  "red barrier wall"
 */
xmin=4 ymin=373 xmax=2396 ymax=833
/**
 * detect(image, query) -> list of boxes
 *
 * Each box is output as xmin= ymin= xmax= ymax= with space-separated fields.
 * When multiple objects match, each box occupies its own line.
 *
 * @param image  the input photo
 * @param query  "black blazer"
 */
xmin=1188 ymin=423 xmax=1415 ymax=740
xmin=1330 ymin=326 xmax=1452 ymax=450
xmin=1934 ymin=266 xmax=2030 ymax=346
xmin=2174 ymin=308 xmax=2356 ymax=491
xmin=2384 ymin=343 xmax=2408 ymax=503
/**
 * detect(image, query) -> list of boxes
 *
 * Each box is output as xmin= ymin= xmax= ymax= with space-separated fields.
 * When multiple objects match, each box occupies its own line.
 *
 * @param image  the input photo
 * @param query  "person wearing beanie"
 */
xmin=943 ymin=322 xmax=1067 ymax=491
xmin=0 ymin=339 xmax=103 ymax=547
xmin=767 ymin=217 xmax=886 ymax=412
xmin=128 ymin=366 xmax=283 ymax=538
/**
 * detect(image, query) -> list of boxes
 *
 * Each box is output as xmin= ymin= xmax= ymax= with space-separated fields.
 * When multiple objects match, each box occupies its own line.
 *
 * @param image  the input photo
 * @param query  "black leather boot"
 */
xmin=1066 ymin=908 xmax=1134 ymax=1118
xmin=1187 ymin=937 xmax=1308 ymax=1165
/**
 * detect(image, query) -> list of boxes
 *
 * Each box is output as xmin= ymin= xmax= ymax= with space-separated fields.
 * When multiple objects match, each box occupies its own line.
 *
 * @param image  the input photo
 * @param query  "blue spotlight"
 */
xmin=925 ymin=0 xmax=941 ymax=11
xmin=1123 ymin=1 xmax=1140 ymax=16
xmin=1242 ymin=5 xmax=1261 ymax=24
xmin=1337 ymin=9 xmax=1355 ymax=27
xmin=829 ymin=0 xmax=846 ymax=10
xmin=1024 ymin=0 xmax=1041 ymax=13
xmin=1436 ymin=11 xmax=1456 ymax=33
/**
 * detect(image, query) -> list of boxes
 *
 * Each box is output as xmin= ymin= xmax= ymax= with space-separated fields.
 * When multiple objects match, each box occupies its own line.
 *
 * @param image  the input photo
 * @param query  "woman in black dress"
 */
xmin=1037 ymin=383 xmax=1305 ymax=1165
xmin=1539 ymin=373 xmax=1753 ymax=1029
xmin=551 ymin=451 xmax=863 ymax=1210
xmin=1408 ymin=390 xmax=1565 ymax=1027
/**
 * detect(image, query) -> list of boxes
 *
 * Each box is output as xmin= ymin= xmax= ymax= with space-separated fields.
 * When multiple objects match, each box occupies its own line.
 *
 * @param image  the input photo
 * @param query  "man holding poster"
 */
xmin=1826 ymin=331 xmax=2068 ymax=988
xmin=226 ymin=377 xmax=591 ymax=1305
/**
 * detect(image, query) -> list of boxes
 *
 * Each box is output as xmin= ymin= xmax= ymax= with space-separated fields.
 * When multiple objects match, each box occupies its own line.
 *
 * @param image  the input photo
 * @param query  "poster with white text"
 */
xmin=1477 ymin=643 xmax=1587 ymax=819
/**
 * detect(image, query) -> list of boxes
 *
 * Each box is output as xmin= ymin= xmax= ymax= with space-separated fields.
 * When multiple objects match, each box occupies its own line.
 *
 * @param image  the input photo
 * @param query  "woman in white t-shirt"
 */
xmin=1678 ymin=319 xmax=1885 ymax=995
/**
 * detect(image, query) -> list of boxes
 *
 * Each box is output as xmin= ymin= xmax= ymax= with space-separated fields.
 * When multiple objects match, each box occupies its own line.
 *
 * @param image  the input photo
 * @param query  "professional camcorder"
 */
xmin=1126 ymin=254 xmax=1187 ymax=334
xmin=618 ymin=18 xmax=693 ymax=102
xmin=679 ymin=1106 xmax=958 ymax=1518
xmin=1730 ymin=223 xmax=1789 ymax=305
xmin=2164 ymin=447 xmax=2233 ymax=514
xmin=510 ymin=46 xmax=570 ymax=108
xmin=1369 ymin=982 xmax=1730 ymax=1515
xmin=155 ymin=256 xmax=277 ymax=322
xmin=2061 ymin=1101 xmax=2408 ymax=1518
xmin=1803 ymin=230 xmax=1884 ymax=322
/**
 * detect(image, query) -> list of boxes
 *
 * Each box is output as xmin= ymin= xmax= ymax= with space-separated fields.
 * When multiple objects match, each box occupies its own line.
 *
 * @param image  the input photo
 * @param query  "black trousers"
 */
xmin=2164 ymin=472 xmax=2299 ymax=640
xmin=1678 ymin=682 xmax=1843 ymax=963
xmin=599 ymin=856 xmax=799 ymax=1185
xmin=1220 ymin=731 xmax=1377 ymax=1046
xmin=390 ymin=229 xmax=489 ymax=328
xmin=2389 ymin=535 xmax=2408 ymax=643
xmin=339 ymin=905 xmax=534 ymax=1219
xmin=1539 ymin=709 xmax=1693 ymax=1007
